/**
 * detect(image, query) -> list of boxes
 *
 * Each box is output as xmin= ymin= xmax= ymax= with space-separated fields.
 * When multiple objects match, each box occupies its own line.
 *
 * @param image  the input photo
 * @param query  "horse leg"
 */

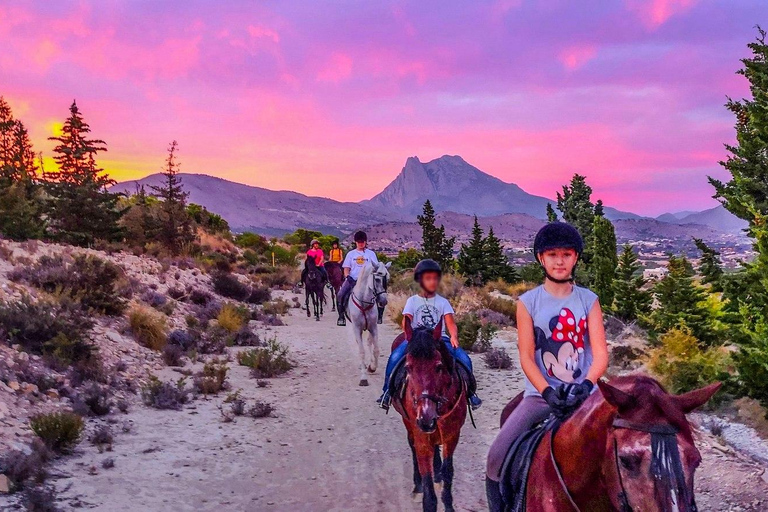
xmin=319 ymin=290 xmax=324 ymax=317
xmin=433 ymin=446 xmax=443 ymax=485
xmin=366 ymin=321 xmax=379 ymax=374
xmin=412 ymin=436 xmax=438 ymax=512
xmin=408 ymin=434 xmax=423 ymax=495
xmin=305 ymin=289 xmax=311 ymax=318
xmin=440 ymin=437 xmax=460 ymax=512
xmin=314 ymin=293 xmax=320 ymax=321
xmin=354 ymin=326 xmax=368 ymax=386
xmin=331 ymin=288 xmax=336 ymax=312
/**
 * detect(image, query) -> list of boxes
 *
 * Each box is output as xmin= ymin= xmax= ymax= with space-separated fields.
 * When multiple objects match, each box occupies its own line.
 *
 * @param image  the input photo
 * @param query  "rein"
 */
xmin=350 ymin=269 xmax=388 ymax=331
xmin=549 ymin=417 xmax=693 ymax=512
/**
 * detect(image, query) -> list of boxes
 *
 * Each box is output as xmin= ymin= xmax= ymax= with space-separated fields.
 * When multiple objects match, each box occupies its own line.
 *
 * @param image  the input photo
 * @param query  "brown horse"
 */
xmin=392 ymin=318 xmax=468 ymax=512
xmin=498 ymin=375 xmax=721 ymax=511
xmin=324 ymin=261 xmax=344 ymax=312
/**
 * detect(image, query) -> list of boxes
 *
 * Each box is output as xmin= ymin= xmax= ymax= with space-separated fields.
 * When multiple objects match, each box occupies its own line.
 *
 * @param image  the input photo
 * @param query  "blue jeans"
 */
xmin=382 ymin=336 xmax=473 ymax=392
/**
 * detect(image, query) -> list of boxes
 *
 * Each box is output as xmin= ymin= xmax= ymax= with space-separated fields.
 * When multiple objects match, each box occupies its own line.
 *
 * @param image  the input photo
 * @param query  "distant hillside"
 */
xmin=676 ymin=206 xmax=748 ymax=234
xmin=364 ymin=155 xmax=640 ymax=221
xmin=112 ymin=174 xmax=404 ymax=236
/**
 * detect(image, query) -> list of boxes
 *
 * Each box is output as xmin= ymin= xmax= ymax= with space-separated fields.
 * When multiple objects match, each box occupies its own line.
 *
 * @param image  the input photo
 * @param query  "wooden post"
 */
xmin=272 ymin=251 xmax=275 ymax=267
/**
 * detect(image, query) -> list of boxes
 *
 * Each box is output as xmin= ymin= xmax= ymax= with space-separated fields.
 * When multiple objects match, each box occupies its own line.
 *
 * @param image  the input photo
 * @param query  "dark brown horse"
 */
xmin=498 ymin=375 xmax=721 ymax=511
xmin=324 ymin=261 xmax=344 ymax=312
xmin=392 ymin=318 xmax=468 ymax=512
xmin=302 ymin=256 xmax=326 ymax=321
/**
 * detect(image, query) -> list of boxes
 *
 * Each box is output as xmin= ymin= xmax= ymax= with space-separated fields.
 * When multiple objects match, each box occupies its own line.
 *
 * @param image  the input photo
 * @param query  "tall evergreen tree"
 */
xmin=150 ymin=141 xmax=195 ymax=254
xmin=484 ymin=226 xmax=519 ymax=283
xmin=546 ymin=203 xmax=558 ymax=222
xmin=557 ymin=174 xmax=596 ymax=282
xmin=648 ymin=255 xmax=714 ymax=344
xmin=43 ymin=101 xmax=123 ymax=246
xmin=693 ymin=238 xmax=724 ymax=291
xmin=457 ymin=216 xmax=487 ymax=284
xmin=612 ymin=245 xmax=651 ymax=322
xmin=590 ymin=212 xmax=618 ymax=308
xmin=417 ymin=200 xmax=455 ymax=270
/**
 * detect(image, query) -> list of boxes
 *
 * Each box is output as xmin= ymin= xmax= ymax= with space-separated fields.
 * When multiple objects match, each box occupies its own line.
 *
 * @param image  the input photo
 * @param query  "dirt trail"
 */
xmin=47 ymin=291 xmax=768 ymax=511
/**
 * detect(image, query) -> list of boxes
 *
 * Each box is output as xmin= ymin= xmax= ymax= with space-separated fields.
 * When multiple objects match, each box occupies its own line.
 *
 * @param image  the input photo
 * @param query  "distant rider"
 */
xmin=301 ymin=239 xmax=328 ymax=284
xmin=328 ymin=240 xmax=344 ymax=264
xmin=337 ymin=231 xmax=379 ymax=326
xmin=376 ymin=259 xmax=483 ymax=410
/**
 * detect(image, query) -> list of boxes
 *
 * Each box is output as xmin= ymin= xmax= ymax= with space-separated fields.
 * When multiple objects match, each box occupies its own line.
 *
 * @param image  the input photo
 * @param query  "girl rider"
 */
xmin=328 ymin=240 xmax=344 ymax=265
xmin=337 ymin=231 xmax=379 ymax=326
xmin=301 ymin=239 xmax=328 ymax=284
xmin=485 ymin=222 xmax=608 ymax=511
xmin=377 ymin=259 xmax=482 ymax=410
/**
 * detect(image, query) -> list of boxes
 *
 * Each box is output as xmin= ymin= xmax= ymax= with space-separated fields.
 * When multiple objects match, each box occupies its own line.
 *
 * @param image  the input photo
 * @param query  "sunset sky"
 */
xmin=0 ymin=1 xmax=764 ymax=215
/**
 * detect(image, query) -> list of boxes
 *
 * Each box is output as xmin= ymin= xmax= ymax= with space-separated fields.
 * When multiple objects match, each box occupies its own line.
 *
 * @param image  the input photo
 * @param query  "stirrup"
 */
xmin=469 ymin=394 xmax=483 ymax=411
xmin=337 ymin=317 xmax=346 ymax=326
xmin=377 ymin=391 xmax=391 ymax=411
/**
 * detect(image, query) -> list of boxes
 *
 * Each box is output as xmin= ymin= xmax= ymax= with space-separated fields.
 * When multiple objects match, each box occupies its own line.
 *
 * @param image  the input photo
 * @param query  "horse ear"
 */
xmin=598 ymin=380 xmax=636 ymax=412
xmin=673 ymin=382 xmax=722 ymax=413
xmin=404 ymin=316 xmax=413 ymax=341
xmin=432 ymin=319 xmax=443 ymax=341
xmin=385 ymin=262 xmax=392 ymax=269
xmin=372 ymin=261 xmax=379 ymax=270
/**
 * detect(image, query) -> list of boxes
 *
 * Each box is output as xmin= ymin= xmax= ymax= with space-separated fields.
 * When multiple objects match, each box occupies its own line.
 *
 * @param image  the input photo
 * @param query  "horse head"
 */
xmin=370 ymin=261 xmax=391 ymax=308
xmin=403 ymin=317 xmax=455 ymax=434
xmin=596 ymin=376 xmax=721 ymax=512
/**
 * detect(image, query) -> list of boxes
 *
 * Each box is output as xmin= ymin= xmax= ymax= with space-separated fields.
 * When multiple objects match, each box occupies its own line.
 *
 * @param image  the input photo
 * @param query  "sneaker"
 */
xmin=377 ymin=391 xmax=391 ymax=411
xmin=337 ymin=317 xmax=346 ymax=327
xmin=469 ymin=395 xmax=483 ymax=410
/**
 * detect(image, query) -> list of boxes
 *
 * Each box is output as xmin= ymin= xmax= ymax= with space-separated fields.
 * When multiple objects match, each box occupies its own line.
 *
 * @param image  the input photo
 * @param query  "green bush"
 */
xmin=237 ymin=337 xmax=293 ymax=378
xmin=457 ymin=314 xmax=481 ymax=351
xmin=733 ymin=308 xmax=768 ymax=407
xmin=10 ymin=254 xmax=126 ymax=315
xmin=128 ymin=306 xmax=167 ymax=351
xmin=647 ymin=326 xmax=732 ymax=399
xmin=30 ymin=411 xmax=84 ymax=454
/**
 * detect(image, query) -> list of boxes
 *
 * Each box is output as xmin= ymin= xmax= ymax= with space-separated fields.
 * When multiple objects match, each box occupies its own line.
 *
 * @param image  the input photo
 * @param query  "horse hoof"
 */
xmin=367 ymin=366 xmax=376 ymax=374
xmin=411 ymin=490 xmax=423 ymax=502
xmin=358 ymin=379 xmax=369 ymax=387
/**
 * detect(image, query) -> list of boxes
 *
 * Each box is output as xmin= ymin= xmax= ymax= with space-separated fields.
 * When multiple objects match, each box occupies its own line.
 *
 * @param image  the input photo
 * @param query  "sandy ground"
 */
xmin=32 ymin=291 xmax=768 ymax=511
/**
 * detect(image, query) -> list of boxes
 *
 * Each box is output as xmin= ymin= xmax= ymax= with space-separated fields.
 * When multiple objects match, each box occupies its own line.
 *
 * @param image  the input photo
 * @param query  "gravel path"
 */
xmin=28 ymin=291 xmax=768 ymax=511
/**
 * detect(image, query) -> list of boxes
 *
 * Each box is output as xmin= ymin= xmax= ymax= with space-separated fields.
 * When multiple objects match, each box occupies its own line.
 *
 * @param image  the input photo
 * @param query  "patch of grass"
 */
xmin=30 ymin=411 xmax=84 ymax=454
xmin=217 ymin=302 xmax=248 ymax=333
xmin=193 ymin=359 xmax=229 ymax=395
xmin=484 ymin=348 xmax=513 ymax=369
xmin=128 ymin=306 xmax=167 ymax=351
xmin=141 ymin=375 xmax=189 ymax=410
xmin=237 ymin=337 xmax=293 ymax=378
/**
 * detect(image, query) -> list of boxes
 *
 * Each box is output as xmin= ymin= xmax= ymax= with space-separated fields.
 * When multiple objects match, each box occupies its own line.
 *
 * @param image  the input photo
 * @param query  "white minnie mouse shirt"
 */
xmin=403 ymin=294 xmax=454 ymax=338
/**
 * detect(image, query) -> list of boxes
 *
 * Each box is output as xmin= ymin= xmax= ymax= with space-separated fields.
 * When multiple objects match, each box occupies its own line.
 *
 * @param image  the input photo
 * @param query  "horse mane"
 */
xmin=407 ymin=327 xmax=440 ymax=360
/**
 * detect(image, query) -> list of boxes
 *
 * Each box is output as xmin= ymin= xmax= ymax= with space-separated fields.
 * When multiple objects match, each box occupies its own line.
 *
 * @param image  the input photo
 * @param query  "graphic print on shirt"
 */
xmin=534 ymin=308 xmax=588 ymax=384
xmin=413 ymin=303 xmax=441 ymax=330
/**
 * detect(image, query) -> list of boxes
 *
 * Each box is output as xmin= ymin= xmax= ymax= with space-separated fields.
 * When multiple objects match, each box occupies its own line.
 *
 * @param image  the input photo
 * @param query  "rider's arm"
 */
xmin=343 ymin=267 xmax=350 ymax=277
xmin=444 ymin=313 xmax=459 ymax=348
xmin=401 ymin=313 xmax=413 ymax=331
xmin=585 ymin=300 xmax=608 ymax=384
xmin=517 ymin=300 xmax=550 ymax=394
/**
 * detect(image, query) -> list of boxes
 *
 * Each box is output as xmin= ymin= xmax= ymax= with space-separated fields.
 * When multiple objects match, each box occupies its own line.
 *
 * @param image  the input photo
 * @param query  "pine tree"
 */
xmin=150 ymin=141 xmax=195 ymax=254
xmin=484 ymin=226 xmax=519 ymax=283
xmin=590 ymin=212 xmax=618 ymax=308
xmin=612 ymin=245 xmax=651 ymax=322
xmin=557 ymin=174 xmax=596 ymax=282
xmin=43 ymin=101 xmax=123 ymax=246
xmin=546 ymin=203 xmax=558 ymax=222
xmin=648 ymin=255 xmax=714 ymax=344
xmin=417 ymin=200 xmax=455 ymax=270
xmin=693 ymin=238 xmax=724 ymax=292
xmin=457 ymin=216 xmax=487 ymax=284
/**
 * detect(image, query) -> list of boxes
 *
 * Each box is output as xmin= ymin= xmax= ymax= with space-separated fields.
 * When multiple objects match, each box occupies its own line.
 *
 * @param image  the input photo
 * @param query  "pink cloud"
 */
xmin=248 ymin=25 xmax=280 ymax=43
xmin=559 ymin=45 xmax=598 ymax=70
xmin=626 ymin=0 xmax=698 ymax=29
xmin=317 ymin=53 xmax=353 ymax=83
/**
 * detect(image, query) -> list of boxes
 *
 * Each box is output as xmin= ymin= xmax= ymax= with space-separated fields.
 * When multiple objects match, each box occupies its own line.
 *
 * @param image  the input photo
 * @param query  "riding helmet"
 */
xmin=310 ymin=238 xmax=320 ymax=246
xmin=413 ymin=259 xmax=442 ymax=282
xmin=533 ymin=222 xmax=584 ymax=263
xmin=354 ymin=230 xmax=368 ymax=242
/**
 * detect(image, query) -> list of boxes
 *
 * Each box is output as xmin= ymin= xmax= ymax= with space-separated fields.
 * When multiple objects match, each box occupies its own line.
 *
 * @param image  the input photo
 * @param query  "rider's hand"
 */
xmin=450 ymin=335 xmax=459 ymax=349
xmin=571 ymin=379 xmax=594 ymax=403
xmin=542 ymin=386 xmax=567 ymax=412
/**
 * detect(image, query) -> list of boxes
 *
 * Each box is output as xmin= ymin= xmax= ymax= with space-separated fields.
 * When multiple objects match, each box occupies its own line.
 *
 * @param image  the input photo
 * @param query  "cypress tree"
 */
xmin=150 ymin=141 xmax=195 ymax=254
xmin=612 ymin=245 xmax=651 ymax=322
xmin=484 ymin=226 xmax=519 ymax=283
xmin=590 ymin=212 xmax=618 ymax=308
xmin=44 ymin=101 xmax=123 ymax=246
xmin=546 ymin=203 xmax=558 ymax=222
xmin=417 ymin=200 xmax=455 ymax=271
xmin=457 ymin=216 xmax=487 ymax=284
xmin=557 ymin=174 xmax=596 ymax=282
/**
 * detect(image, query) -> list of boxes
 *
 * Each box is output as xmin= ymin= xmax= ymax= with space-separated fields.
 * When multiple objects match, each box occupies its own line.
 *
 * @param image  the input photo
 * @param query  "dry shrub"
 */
xmin=484 ymin=348 xmax=513 ymax=370
xmin=237 ymin=337 xmax=293 ymax=378
xmin=262 ymin=298 xmax=291 ymax=316
xmin=212 ymin=272 xmax=250 ymax=301
xmin=128 ymin=306 xmax=167 ymax=351
xmin=193 ymin=359 xmax=229 ymax=395
xmin=30 ymin=411 xmax=84 ymax=454
xmin=247 ymin=281 xmax=272 ymax=304
xmin=189 ymin=288 xmax=213 ymax=305
xmin=260 ymin=266 xmax=299 ymax=289
xmin=141 ymin=375 xmax=189 ymax=410
xmin=438 ymin=273 xmax=466 ymax=303
xmin=386 ymin=293 xmax=408 ymax=327
xmin=198 ymin=230 xmax=236 ymax=253
xmin=484 ymin=280 xmax=536 ymax=298
xmin=483 ymin=295 xmax=517 ymax=322
xmin=0 ymin=438 xmax=51 ymax=492
xmin=162 ymin=344 xmax=185 ymax=366
xmin=76 ymin=382 xmax=112 ymax=416
xmin=217 ymin=303 xmax=248 ymax=333
xmin=22 ymin=485 xmax=58 ymax=512
xmin=167 ymin=286 xmax=187 ymax=301
xmin=249 ymin=401 xmax=274 ymax=418
xmin=89 ymin=425 xmax=114 ymax=451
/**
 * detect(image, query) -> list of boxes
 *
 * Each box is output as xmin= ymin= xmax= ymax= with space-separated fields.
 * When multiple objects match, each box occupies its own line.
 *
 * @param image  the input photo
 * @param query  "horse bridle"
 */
xmin=550 ymin=418 xmax=695 ymax=512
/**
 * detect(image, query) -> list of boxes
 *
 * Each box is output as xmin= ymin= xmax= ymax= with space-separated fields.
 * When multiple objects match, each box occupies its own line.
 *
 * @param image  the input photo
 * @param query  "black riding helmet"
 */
xmin=533 ymin=222 xmax=584 ymax=283
xmin=413 ymin=259 xmax=442 ymax=282
xmin=354 ymin=230 xmax=367 ymax=243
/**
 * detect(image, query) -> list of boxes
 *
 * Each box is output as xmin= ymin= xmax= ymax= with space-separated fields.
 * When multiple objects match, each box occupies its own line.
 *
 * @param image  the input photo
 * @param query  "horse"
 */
xmin=324 ymin=261 xmax=344 ymax=312
xmin=497 ymin=375 xmax=721 ymax=511
xmin=302 ymin=256 xmax=326 ymax=321
xmin=347 ymin=260 xmax=390 ymax=386
xmin=391 ymin=318 xmax=468 ymax=512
